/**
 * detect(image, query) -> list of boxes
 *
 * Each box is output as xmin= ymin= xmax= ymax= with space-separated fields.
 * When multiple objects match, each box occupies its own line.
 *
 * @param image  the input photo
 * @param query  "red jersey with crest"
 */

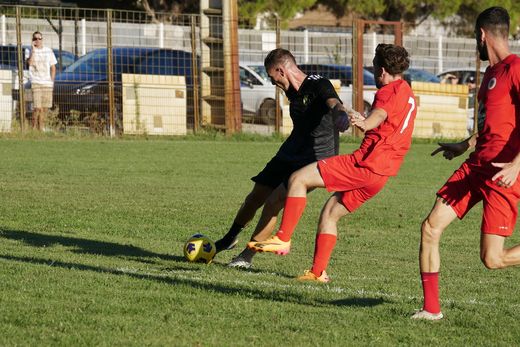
xmin=352 ymin=79 xmax=417 ymax=176
xmin=468 ymin=54 xmax=520 ymax=175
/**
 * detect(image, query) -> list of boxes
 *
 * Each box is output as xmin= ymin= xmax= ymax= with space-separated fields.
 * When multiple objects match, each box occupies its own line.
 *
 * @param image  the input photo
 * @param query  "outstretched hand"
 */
xmin=348 ymin=109 xmax=366 ymax=131
xmin=491 ymin=162 xmax=520 ymax=189
xmin=431 ymin=141 xmax=469 ymax=160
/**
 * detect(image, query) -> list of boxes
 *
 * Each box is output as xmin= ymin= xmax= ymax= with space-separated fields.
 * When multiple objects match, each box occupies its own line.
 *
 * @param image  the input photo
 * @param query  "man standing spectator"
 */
xmin=26 ymin=31 xmax=57 ymax=131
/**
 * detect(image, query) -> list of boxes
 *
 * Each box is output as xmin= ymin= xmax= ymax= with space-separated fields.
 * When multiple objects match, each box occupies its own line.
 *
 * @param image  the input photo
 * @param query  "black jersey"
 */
xmin=275 ymin=75 xmax=341 ymax=165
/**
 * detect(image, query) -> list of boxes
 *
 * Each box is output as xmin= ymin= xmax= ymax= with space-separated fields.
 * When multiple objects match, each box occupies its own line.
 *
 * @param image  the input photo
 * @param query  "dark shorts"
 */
xmin=252 ymin=156 xmax=312 ymax=189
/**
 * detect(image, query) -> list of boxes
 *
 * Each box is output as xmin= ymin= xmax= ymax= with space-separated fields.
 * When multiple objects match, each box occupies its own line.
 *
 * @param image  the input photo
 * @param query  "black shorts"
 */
xmin=251 ymin=157 xmax=312 ymax=189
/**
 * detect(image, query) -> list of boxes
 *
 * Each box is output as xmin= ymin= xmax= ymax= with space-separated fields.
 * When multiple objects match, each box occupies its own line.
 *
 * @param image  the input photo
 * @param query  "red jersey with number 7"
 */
xmin=352 ymin=79 xmax=417 ymax=176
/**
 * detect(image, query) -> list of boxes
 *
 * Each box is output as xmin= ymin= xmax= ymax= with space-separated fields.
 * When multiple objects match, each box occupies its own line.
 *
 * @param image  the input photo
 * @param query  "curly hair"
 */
xmin=373 ymin=44 xmax=410 ymax=75
xmin=264 ymin=48 xmax=296 ymax=71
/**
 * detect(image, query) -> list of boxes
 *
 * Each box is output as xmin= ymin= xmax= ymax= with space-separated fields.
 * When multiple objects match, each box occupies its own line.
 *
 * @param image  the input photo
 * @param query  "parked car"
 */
xmin=299 ymin=64 xmax=376 ymax=113
xmin=299 ymin=64 xmax=376 ymax=87
xmin=405 ymin=68 xmax=440 ymax=83
xmin=0 ymin=44 xmax=77 ymax=72
xmin=437 ymin=68 xmax=486 ymax=85
xmin=239 ymin=62 xmax=277 ymax=124
xmin=53 ymin=47 xmax=195 ymax=130
xmin=437 ymin=68 xmax=486 ymax=135
xmin=1 ymin=45 xmax=77 ymax=96
xmin=240 ymin=62 xmax=377 ymax=125
xmin=365 ymin=66 xmax=440 ymax=84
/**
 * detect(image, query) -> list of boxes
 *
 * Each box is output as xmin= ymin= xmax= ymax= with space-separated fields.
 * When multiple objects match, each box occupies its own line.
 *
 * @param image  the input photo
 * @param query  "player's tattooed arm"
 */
xmin=431 ymin=133 xmax=477 ymax=160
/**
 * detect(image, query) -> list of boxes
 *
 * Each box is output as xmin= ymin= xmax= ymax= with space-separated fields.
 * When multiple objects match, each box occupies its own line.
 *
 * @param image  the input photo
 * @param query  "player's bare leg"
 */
xmin=317 ymin=193 xmax=348 ymax=235
xmin=32 ymin=108 xmax=41 ymax=130
xmin=419 ymin=198 xmax=457 ymax=272
xmin=229 ymin=185 xmax=286 ymax=268
xmin=298 ymin=193 xmax=348 ymax=283
xmin=412 ymin=198 xmax=457 ymax=320
xmin=215 ymin=183 xmax=274 ymax=253
xmin=249 ymin=163 xmax=325 ymax=253
xmin=39 ymin=108 xmax=47 ymax=131
xmin=287 ymin=162 xmax=326 ymax=197
xmin=480 ymin=234 xmax=520 ymax=269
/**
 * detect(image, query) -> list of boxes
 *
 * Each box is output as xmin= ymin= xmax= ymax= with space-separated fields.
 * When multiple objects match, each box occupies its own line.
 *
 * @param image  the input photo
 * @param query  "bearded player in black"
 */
xmin=215 ymin=48 xmax=350 ymax=268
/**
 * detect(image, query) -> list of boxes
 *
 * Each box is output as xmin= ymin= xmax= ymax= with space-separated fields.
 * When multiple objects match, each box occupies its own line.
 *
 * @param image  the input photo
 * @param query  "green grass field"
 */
xmin=1 ymin=136 xmax=519 ymax=346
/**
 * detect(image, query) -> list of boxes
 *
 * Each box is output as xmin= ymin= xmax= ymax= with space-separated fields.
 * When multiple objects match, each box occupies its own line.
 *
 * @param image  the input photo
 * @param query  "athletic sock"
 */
xmin=215 ymin=222 xmax=244 ymax=252
xmin=311 ymin=233 xmax=337 ymax=276
xmin=276 ymin=196 xmax=307 ymax=242
xmin=226 ymin=222 xmax=244 ymax=239
xmin=421 ymin=272 xmax=440 ymax=314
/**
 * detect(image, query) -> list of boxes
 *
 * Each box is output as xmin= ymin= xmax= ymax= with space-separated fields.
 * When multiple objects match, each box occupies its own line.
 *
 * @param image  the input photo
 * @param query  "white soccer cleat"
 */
xmin=411 ymin=310 xmax=444 ymax=321
xmin=227 ymin=255 xmax=252 ymax=269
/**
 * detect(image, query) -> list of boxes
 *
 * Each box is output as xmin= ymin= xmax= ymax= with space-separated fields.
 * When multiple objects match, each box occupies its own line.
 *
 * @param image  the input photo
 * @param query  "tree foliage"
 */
xmin=237 ymin=0 xmax=317 ymax=27
xmin=317 ymin=0 xmax=519 ymax=36
xmin=135 ymin=0 xmax=198 ymax=23
xmin=61 ymin=0 xmax=520 ymax=36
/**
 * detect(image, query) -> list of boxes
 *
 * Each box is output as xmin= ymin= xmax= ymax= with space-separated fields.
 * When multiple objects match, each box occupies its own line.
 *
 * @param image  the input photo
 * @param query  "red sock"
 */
xmin=421 ymin=272 xmax=440 ymax=314
xmin=311 ymin=233 xmax=337 ymax=276
xmin=276 ymin=197 xmax=306 ymax=242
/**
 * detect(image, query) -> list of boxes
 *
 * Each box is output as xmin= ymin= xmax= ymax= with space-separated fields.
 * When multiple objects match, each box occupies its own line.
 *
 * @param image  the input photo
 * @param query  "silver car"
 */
xmin=240 ymin=62 xmax=277 ymax=124
xmin=240 ymin=62 xmax=376 ymax=125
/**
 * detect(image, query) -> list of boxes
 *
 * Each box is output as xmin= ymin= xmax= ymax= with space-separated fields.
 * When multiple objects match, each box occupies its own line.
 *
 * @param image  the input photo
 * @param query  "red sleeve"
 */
xmin=372 ymin=84 xmax=395 ymax=115
xmin=512 ymin=59 xmax=520 ymax=96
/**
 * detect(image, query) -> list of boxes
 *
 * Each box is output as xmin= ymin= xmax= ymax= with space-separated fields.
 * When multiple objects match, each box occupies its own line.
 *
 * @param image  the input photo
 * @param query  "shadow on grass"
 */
xmin=0 ymin=228 xmax=294 ymax=278
xmin=0 ymin=253 xmax=385 ymax=308
xmin=328 ymin=298 xmax=384 ymax=307
xmin=209 ymin=259 xmax=294 ymax=279
xmin=0 ymin=228 xmax=185 ymax=263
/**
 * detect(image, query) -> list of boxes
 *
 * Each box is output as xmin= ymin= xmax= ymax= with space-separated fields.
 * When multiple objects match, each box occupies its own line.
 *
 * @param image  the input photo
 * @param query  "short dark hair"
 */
xmin=373 ymin=44 xmax=410 ymax=75
xmin=476 ymin=7 xmax=509 ymax=39
xmin=264 ymin=48 xmax=296 ymax=71
xmin=32 ymin=31 xmax=42 ymax=38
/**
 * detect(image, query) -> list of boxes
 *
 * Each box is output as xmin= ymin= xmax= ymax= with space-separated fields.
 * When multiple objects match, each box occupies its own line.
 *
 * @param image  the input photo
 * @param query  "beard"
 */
xmin=478 ymin=41 xmax=489 ymax=61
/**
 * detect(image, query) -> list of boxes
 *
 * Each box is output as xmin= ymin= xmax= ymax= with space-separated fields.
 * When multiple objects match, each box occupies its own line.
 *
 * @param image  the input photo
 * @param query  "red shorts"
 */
xmin=437 ymin=162 xmax=520 ymax=236
xmin=318 ymin=154 xmax=389 ymax=212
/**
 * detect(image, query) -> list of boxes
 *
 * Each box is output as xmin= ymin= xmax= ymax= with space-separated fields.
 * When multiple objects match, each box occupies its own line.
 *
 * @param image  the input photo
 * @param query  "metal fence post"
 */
xmin=15 ymin=7 xmax=25 ymax=132
xmin=159 ymin=22 xmax=164 ymax=48
xmin=1 ymin=15 xmax=6 ymax=45
xmin=303 ymin=29 xmax=308 ymax=63
xmin=275 ymin=16 xmax=281 ymax=133
xmin=438 ymin=35 xmax=443 ymax=74
xmin=81 ymin=18 xmax=86 ymax=56
xmin=74 ymin=8 xmax=79 ymax=57
xmin=106 ymin=9 xmax=115 ymax=137
xmin=473 ymin=51 xmax=481 ymax=134
xmin=222 ymin=0 xmax=241 ymax=135
xmin=352 ymin=18 xmax=364 ymax=138
xmin=190 ymin=16 xmax=200 ymax=133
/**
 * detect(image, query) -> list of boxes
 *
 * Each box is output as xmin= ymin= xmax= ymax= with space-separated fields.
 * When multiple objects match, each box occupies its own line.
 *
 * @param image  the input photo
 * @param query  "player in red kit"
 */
xmin=248 ymin=44 xmax=417 ymax=282
xmin=412 ymin=7 xmax=520 ymax=320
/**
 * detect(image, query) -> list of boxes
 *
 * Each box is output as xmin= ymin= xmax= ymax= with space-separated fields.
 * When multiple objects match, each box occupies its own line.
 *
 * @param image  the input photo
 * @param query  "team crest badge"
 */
xmin=487 ymin=77 xmax=497 ymax=90
xmin=302 ymin=95 xmax=310 ymax=105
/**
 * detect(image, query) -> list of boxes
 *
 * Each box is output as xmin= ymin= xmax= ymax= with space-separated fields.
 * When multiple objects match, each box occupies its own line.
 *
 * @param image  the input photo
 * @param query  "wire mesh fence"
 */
xmin=0 ymin=5 xmax=518 ymax=137
xmin=0 ymin=6 xmax=198 ymax=135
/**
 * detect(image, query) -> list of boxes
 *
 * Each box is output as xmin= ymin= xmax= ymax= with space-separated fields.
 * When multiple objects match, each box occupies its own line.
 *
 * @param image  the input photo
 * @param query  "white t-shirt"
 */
xmin=25 ymin=46 xmax=57 ymax=87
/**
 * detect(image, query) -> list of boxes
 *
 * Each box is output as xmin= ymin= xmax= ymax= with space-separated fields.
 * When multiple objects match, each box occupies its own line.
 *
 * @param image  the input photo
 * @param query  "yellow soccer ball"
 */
xmin=183 ymin=234 xmax=216 ymax=263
